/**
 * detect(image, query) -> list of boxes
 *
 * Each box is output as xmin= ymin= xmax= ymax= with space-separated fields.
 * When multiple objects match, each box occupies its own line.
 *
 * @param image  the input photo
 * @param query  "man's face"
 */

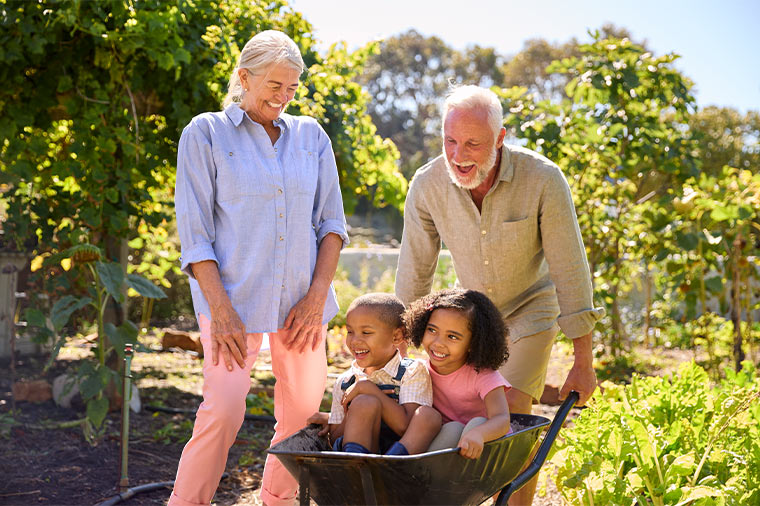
xmin=442 ymin=107 xmax=500 ymax=190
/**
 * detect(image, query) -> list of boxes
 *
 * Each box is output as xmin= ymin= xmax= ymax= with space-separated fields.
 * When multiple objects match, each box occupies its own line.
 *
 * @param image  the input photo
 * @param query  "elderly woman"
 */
xmin=170 ymin=30 xmax=348 ymax=506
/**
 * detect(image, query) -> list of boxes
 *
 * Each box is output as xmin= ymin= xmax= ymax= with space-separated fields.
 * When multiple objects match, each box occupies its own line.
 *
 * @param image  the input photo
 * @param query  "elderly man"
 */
xmin=395 ymin=85 xmax=604 ymax=504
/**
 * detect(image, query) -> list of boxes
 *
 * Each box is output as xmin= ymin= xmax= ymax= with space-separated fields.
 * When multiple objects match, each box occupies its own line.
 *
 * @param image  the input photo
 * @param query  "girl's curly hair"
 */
xmin=404 ymin=288 xmax=509 ymax=371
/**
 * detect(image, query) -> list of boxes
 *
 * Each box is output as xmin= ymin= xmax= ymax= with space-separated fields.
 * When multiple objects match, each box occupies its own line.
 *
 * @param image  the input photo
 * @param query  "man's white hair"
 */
xmin=223 ymin=30 xmax=305 ymax=107
xmin=441 ymin=85 xmax=504 ymax=140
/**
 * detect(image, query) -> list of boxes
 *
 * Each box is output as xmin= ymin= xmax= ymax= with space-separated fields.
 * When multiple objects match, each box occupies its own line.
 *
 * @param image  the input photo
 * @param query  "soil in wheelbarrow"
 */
xmin=0 ymin=329 xmax=600 ymax=505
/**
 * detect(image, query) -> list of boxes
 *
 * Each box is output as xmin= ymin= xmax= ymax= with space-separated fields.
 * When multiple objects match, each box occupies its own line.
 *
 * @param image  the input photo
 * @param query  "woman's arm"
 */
xmin=457 ymin=388 xmax=511 ymax=459
xmin=190 ymin=260 xmax=247 ymax=370
xmin=283 ymin=232 xmax=343 ymax=352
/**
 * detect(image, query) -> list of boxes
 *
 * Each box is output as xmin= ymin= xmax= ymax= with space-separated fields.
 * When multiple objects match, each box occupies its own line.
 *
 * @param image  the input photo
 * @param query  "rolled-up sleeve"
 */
xmin=312 ymin=129 xmax=349 ymax=247
xmin=395 ymin=174 xmax=441 ymax=307
xmin=539 ymin=168 xmax=605 ymax=338
xmin=175 ymin=122 xmax=218 ymax=280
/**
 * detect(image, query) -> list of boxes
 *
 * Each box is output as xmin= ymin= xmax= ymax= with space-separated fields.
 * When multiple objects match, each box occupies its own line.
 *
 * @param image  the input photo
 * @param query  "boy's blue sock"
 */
xmin=332 ymin=436 xmax=343 ymax=451
xmin=342 ymin=442 xmax=370 ymax=454
xmin=385 ymin=441 xmax=409 ymax=455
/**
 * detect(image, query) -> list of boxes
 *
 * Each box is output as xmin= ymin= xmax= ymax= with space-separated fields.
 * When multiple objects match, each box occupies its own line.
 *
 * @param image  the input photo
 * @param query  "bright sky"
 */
xmin=290 ymin=0 xmax=760 ymax=113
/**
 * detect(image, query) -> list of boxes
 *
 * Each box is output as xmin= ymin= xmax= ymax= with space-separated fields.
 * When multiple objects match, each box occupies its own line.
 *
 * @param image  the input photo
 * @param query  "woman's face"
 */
xmin=239 ymin=63 xmax=301 ymax=124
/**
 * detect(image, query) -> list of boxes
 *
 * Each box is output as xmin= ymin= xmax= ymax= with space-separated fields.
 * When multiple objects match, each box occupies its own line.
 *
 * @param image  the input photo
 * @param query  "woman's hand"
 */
xmin=457 ymin=430 xmax=485 ymax=459
xmin=210 ymin=304 xmax=247 ymax=371
xmin=284 ymin=291 xmax=326 ymax=353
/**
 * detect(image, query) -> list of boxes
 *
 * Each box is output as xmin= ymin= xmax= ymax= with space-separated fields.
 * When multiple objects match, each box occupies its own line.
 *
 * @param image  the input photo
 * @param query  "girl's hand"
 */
xmin=458 ymin=431 xmax=485 ymax=459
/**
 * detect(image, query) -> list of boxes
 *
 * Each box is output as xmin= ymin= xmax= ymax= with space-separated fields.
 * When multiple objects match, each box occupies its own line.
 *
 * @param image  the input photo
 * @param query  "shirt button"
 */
xmin=279 ymin=213 xmax=284 ymax=218
xmin=481 ymin=230 xmax=487 ymax=235
xmin=488 ymin=288 xmax=493 ymax=294
xmin=484 ymin=260 xmax=489 ymax=265
xmin=277 ymin=188 xmax=283 ymax=194
xmin=279 ymin=236 xmax=284 ymax=241
xmin=228 ymin=151 xmax=233 ymax=156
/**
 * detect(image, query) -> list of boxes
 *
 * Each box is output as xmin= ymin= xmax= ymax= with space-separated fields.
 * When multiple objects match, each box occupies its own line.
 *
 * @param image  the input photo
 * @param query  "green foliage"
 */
xmin=24 ymin=244 xmax=165 ymax=432
xmin=498 ymin=33 xmax=699 ymax=352
xmin=553 ymin=361 xmax=760 ymax=505
xmin=246 ymin=392 xmax=274 ymax=416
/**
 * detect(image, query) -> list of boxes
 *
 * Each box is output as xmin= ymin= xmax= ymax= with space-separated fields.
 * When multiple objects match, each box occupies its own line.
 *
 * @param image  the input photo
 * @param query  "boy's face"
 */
xmin=345 ymin=305 xmax=403 ymax=374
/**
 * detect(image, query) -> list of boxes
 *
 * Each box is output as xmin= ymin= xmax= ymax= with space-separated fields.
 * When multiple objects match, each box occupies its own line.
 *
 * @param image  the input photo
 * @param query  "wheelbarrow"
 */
xmin=269 ymin=391 xmax=579 ymax=505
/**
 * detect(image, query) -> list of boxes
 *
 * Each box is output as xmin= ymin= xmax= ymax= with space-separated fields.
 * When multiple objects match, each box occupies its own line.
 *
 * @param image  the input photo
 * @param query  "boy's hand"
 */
xmin=306 ymin=412 xmax=330 ymax=437
xmin=457 ymin=431 xmax=485 ymax=459
xmin=341 ymin=379 xmax=382 ymax=411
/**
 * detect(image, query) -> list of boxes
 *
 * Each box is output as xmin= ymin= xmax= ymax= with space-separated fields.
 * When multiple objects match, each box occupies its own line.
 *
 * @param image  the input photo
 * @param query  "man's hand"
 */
xmin=210 ymin=304 xmax=247 ymax=371
xmin=284 ymin=292 xmax=326 ymax=353
xmin=559 ymin=332 xmax=597 ymax=406
xmin=457 ymin=431 xmax=485 ymax=459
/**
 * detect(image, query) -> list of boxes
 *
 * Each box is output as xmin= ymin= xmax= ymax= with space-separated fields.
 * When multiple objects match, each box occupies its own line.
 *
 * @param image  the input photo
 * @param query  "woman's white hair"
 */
xmin=223 ymin=30 xmax=305 ymax=107
xmin=441 ymin=85 xmax=504 ymax=140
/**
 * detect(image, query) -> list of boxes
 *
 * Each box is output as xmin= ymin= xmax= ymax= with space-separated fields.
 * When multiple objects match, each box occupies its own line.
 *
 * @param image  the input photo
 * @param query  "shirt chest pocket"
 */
xmin=213 ymin=149 xmax=268 ymax=202
xmin=499 ymin=217 xmax=537 ymax=253
xmin=290 ymin=148 xmax=319 ymax=196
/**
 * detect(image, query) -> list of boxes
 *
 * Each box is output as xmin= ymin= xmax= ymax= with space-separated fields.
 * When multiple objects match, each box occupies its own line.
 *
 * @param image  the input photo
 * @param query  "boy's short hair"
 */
xmin=347 ymin=293 xmax=406 ymax=333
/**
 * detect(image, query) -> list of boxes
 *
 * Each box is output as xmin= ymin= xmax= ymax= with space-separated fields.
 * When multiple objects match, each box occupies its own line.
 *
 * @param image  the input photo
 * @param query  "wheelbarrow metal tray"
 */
xmin=269 ymin=413 xmax=549 ymax=505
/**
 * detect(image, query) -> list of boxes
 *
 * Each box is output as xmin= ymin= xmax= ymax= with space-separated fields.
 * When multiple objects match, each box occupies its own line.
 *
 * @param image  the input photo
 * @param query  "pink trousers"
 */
xmin=168 ymin=315 xmax=327 ymax=506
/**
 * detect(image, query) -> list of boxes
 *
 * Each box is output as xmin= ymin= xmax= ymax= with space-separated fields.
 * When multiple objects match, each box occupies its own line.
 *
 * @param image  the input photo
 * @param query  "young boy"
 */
xmin=309 ymin=293 xmax=441 ymax=455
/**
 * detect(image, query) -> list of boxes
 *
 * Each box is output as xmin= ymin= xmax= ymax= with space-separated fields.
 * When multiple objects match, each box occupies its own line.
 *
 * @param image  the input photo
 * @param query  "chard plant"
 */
xmin=552 ymin=360 xmax=759 ymax=505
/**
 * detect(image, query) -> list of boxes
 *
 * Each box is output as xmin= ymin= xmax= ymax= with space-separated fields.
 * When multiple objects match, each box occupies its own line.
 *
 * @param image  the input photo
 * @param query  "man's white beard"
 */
xmin=443 ymin=147 xmax=498 ymax=190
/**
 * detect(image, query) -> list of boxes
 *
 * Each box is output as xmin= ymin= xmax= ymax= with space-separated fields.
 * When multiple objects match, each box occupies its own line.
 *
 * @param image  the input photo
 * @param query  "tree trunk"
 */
xmin=731 ymin=237 xmax=745 ymax=370
xmin=643 ymin=263 xmax=652 ymax=347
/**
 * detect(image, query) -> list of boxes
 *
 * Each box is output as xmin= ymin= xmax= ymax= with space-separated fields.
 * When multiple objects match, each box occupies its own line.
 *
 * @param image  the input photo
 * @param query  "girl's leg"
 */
xmin=169 ymin=315 xmax=262 ymax=506
xmin=260 ymin=325 xmax=327 ymax=506
xmin=398 ymin=405 xmax=442 ymax=453
xmin=426 ymin=421 xmax=465 ymax=451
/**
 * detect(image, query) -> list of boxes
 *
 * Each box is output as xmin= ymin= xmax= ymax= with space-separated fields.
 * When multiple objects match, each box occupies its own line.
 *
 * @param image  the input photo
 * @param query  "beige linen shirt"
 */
xmin=395 ymin=144 xmax=604 ymax=341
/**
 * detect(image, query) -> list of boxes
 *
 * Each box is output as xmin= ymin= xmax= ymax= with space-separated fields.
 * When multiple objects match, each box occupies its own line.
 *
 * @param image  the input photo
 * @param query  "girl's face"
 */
xmin=422 ymin=308 xmax=472 ymax=375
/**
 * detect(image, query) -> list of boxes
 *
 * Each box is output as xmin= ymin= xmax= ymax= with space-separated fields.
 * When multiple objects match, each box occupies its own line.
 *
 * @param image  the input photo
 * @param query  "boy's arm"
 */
xmin=342 ymin=380 xmax=413 ymax=435
xmin=458 ymin=388 xmax=511 ymax=459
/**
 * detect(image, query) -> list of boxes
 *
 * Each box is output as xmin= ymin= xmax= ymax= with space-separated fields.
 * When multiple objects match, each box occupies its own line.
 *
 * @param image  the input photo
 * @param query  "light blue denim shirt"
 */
xmin=175 ymin=104 xmax=349 ymax=333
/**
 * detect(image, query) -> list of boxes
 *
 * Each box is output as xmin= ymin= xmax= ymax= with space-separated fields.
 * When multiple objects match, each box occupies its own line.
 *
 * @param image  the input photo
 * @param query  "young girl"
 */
xmin=404 ymin=288 xmax=511 ymax=459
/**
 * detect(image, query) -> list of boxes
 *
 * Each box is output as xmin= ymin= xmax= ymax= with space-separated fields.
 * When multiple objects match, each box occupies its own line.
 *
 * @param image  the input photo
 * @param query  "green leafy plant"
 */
xmin=25 ymin=244 xmax=166 ymax=432
xmin=553 ymin=361 xmax=760 ymax=505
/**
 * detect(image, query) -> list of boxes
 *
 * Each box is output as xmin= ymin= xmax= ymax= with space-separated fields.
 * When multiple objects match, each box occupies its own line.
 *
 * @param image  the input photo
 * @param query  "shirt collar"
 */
xmin=223 ymin=103 xmax=290 ymax=130
xmin=350 ymin=350 xmax=403 ymax=378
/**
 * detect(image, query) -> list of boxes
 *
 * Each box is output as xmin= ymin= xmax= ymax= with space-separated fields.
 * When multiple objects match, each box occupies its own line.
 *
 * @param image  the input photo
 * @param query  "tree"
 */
xmin=0 ymin=0 xmax=404 ymax=261
xmin=689 ymin=106 xmax=760 ymax=176
xmin=499 ymin=33 xmax=699 ymax=352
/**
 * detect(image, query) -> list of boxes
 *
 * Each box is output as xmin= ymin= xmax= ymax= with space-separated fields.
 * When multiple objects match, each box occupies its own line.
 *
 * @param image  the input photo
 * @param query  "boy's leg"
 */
xmin=342 ymin=394 xmax=383 ymax=453
xmin=169 ymin=315 xmax=262 ymax=506
xmin=397 ymin=405 xmax=442 ymax=454
xmin=261 ymin=325 xmax=328 ymax=506
xmin=426 ymin=421 xmax=466 ymax=452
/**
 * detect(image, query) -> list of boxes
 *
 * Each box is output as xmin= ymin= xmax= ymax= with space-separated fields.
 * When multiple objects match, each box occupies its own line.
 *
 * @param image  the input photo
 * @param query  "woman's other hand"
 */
xmin=284 ymin=291 xmax=326 ymax=353
xmin=210 ymin=303 xmax=247 ymax=371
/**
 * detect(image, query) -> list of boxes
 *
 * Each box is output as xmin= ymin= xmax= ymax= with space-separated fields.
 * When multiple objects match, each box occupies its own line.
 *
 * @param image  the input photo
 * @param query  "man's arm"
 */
xmin=395 ymin=177 xmax=441 ymax=305
xmin=539 ymin=167 xmax=604 ymax=406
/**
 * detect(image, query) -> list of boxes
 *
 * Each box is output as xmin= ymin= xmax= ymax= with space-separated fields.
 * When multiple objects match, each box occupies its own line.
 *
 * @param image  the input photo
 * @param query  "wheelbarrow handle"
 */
xmin=494 ymin=390 xmax=579 ymax=505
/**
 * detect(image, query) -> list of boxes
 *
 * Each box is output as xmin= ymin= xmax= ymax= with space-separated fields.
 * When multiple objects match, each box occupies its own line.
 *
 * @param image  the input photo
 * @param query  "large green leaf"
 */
xmin=86 ymin=397 xmax=109 ymax=428
xmin=79 ymin=367 xmax=109 ymax=401
xmin=704 ymin=276 xmax=723 ymax=293
xmin=104 ymin=321 xmax=138 ymax=359
xmin=126 ymin=273 xmax=167 ymax=299
xmin=50 ymin=295 xmax=92 ymax=331
xmin=96 ymin=261 xmax=125 ymax=303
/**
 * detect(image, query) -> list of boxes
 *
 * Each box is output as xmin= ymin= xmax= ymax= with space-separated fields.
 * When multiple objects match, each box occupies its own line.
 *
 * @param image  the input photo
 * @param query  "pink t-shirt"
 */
xmin=428 ymin=362 xmax=511 ymax=424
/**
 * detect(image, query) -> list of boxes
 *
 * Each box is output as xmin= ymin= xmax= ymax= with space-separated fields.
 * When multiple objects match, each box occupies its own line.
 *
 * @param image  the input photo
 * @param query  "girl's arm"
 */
xmin=458 ymin=388 xmax=511 ymax=459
